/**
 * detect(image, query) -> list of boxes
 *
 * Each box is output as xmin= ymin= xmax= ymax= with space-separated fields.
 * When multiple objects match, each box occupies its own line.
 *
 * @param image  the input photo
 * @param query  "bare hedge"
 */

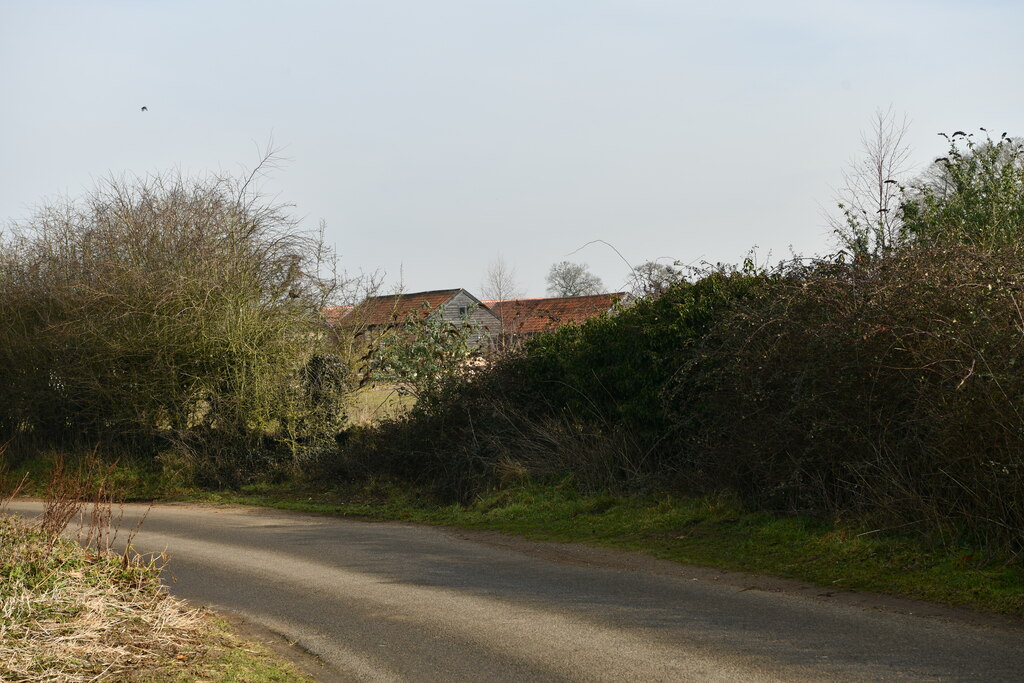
xmin=0 ymin=171 xmax=348 ymax=483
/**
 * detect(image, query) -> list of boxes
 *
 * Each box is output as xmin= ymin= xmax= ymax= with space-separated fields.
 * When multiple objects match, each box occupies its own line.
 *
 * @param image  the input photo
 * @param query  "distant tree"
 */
xmin=480 ymin=255 xmax=524 ymax=301
xmin=545 ymin=261 xmax=603 ymax=297
xmin=628 ymin=260 xmax=684 ymax=298
xmin=901 ymin=130 xmax=1024 ymax=248
xmin=829 ymin=107 xmax=913 ymax=258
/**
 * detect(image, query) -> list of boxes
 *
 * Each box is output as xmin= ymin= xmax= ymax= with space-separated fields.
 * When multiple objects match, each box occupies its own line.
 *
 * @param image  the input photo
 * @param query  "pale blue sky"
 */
xmin=3 ymin=1 xmax=1023 ymax=296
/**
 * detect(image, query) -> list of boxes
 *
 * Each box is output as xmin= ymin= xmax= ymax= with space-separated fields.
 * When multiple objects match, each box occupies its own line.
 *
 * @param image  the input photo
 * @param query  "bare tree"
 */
xmin=830 ymin=107 xmax=913 ymax=257
xmin=480 ymin=255 xmax=524 ymax=300
xmin=545 ymin=261 xmax=603 ymax=297
xmin=628 ymin=260 xmax=683 ymax=298
xmin=0 ymin=162 xmax=358 ymax=485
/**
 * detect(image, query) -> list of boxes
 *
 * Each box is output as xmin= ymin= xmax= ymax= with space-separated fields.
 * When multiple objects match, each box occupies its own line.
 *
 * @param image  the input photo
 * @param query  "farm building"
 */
xmin=327 ymin=289 xmax=630 ymax=351
xmin=332 ymin=289 xmax=500 ymax=348
xmin=481 ymin=292 xmax=630 ymax=346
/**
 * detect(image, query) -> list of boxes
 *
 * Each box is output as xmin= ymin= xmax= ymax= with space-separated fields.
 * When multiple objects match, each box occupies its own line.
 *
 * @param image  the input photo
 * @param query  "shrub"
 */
xmin=674 ymin=247 xmax=1024 ymax=549
xmin=0 ymin=170 xmax=349 ymax=484
xmin=335 ymin=268 xmax=768 ymax=499
xmin=901 ymin=132 xmax=1024 ymax=248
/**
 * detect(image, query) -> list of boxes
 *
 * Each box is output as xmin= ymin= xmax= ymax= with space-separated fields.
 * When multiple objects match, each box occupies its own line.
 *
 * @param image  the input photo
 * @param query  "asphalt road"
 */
xmin=7 ymin=500 xmax=1024 ymax=682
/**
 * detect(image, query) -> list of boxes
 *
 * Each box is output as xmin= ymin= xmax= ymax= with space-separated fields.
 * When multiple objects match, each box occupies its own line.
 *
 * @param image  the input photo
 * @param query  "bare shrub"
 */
xmin=0 ymin=163 xmax=357 ymax=484
xmin=0 ymin=441 xmax=28 ymax=516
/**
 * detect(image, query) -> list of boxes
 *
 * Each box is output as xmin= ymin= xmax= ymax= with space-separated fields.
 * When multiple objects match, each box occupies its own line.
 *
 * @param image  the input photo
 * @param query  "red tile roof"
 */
xmin=481 ymin=293 xmax=628 ymax=335
xmin=321 ymin=305 xmax=353 ymax=324
xmin=341 ymin=289 xmax=463 ymax=327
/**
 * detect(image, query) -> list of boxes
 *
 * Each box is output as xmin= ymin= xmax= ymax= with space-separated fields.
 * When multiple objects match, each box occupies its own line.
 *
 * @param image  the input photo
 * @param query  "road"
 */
xmin=7 ymin=501 xmax=1024 ymax=681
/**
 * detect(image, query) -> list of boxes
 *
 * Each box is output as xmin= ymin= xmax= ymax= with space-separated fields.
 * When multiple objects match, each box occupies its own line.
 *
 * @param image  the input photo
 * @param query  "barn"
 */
xmin=334 ymin=289 xmax=500 ymax=348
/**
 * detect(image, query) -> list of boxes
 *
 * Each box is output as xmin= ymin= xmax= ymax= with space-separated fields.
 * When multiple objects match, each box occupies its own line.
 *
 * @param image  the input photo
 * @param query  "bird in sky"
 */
xmin=141 ymin=106 xmax=148 ymax=112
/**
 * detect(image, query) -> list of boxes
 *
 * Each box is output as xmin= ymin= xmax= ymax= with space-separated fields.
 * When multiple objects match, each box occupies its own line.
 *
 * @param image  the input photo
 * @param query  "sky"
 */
xmin=2 ymin=1 xmax=1023 ymax=297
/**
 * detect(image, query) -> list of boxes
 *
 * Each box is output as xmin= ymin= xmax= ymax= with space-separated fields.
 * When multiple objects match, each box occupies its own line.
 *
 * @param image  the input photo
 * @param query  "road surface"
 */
xmin=7 ymin=501 xmax=1024 ymax=681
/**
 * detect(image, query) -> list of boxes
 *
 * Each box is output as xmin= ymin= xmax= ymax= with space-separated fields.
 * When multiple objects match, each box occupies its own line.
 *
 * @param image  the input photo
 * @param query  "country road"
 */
xmin=7 ymin=501 xmax=1024 ymax=682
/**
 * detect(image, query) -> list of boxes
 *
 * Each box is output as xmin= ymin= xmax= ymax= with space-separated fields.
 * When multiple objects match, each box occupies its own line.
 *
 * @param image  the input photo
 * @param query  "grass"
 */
xmin=0 ymin=461 xmax=312 ymax=683
xmin=193 ymin=480 xmax=1024 ymax=618
xmin=0 ymin=513 xmax=312 ymax=682
xmin=345 ymin=384 xmax=416 ymax=426
xmin=164 ymin=618 xmax=313 ymax=683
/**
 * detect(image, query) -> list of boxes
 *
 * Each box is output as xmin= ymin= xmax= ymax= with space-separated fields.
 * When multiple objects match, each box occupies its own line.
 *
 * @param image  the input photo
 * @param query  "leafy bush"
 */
xmin=675 ymin=247 xmax=1024 ymax=549
xmin=366 ymin=307 xmax=482 ymax=402
xmin=505 ymin=269 xmax=768 ymax=435
xmin=339 ymin=247 xmax=1024 ymax=553
xmin=902 ymin=132 xmax=1024 ymax=248
xmin=334 ymin=269 xmax=767 ymax=499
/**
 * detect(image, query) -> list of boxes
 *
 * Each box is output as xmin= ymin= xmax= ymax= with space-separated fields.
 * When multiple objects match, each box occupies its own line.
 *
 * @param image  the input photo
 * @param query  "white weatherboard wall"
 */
xmin=434 ymin=290 xmax=500 ymax=348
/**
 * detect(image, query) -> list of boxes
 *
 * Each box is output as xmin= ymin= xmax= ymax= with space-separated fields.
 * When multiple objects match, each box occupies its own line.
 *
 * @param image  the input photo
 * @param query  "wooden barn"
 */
xmin=332 ymin=289 xmax=500 ymax=348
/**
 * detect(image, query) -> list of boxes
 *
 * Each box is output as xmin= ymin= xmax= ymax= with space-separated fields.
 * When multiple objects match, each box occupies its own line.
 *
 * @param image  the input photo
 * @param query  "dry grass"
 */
xmin=0 ymin=444 xmax=310 ymax=682
xmin=346 ymin=384 xmax=416 ymax=426
xmin=0 ymin=515 xmax=206 ymax=682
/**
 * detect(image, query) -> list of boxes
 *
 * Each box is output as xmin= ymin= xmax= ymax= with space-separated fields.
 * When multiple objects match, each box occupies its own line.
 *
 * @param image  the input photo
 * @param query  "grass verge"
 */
xmin=192 ymin=480 xmax=1024 ymax=618
xmin=0 ymin=513 xmax=311 ymax=682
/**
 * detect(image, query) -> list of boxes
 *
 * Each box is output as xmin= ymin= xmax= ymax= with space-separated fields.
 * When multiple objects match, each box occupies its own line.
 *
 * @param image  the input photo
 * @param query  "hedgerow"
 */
xmin=0 ymin=170 xmax=351 ymax=485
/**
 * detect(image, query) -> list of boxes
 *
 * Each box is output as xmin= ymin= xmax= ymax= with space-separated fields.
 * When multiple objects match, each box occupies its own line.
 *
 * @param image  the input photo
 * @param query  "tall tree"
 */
xmin=830 ymin=107 xmax=913 ymax=257
xmin=480 ymin=255 xmax=524 ymax=300
xmin=545 ymin=261 xmax=603 ymax=297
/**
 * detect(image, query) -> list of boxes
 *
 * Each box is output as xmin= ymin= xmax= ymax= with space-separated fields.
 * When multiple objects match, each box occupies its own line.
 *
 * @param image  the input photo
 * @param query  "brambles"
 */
xmin=902 ymin=131 xmax=1024 ymax=248
xmin=674 ymin=247 xmax=1024 ymax=550
xmin=341 ymin=245 xmax=1024 ymax=555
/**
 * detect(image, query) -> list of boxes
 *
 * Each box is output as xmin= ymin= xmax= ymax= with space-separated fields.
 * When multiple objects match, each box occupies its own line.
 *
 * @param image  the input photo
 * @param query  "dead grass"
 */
xmin=0 ymin=514 xmax=206 ymax=682
xmin=346 ymin=383 xmax=416 ymax=426
xmin=0 ymin=443 xmax=310 ymax=682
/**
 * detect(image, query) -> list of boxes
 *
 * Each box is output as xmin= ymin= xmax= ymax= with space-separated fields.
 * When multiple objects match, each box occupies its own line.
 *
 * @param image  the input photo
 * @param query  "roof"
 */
xmin=341 ymin=289 xmax=464 ymax=327
xmin=481 ymin=293 xmax=628 ymax=335
xmin=321 ymin=305 xmax=353 ymax=324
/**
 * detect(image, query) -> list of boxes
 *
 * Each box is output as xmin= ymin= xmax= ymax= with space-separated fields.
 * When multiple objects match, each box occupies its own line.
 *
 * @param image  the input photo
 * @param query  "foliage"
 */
xmin=0 ymin=169 xmax=350 ymax=485
xmin=335 ymin=269 xmax=767 ymax=499
xmin=367 ymin=305 xmax=482 ymax=402
xmin=512 ymin=268 xmax=766 ymax=434
xmin=673 ymin=247 xmax=1024 ymax=550
xmin=339 ymin=243 xmax=1024 ymax=554
xmin=545 ymin=260 xmax=604 ymax=296
xmin=901 ymin=131 xmax=1024 ymax=248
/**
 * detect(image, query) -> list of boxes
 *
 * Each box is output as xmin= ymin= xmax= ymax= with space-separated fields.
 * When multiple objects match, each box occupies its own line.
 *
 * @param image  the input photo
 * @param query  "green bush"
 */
xmin=675 ymin=247 xmax=1024 ymax=549
xmin=334 ymin=269 xmax=768 ymax=499
xmin=902 ymin=132 xmax=1024 ymax=248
